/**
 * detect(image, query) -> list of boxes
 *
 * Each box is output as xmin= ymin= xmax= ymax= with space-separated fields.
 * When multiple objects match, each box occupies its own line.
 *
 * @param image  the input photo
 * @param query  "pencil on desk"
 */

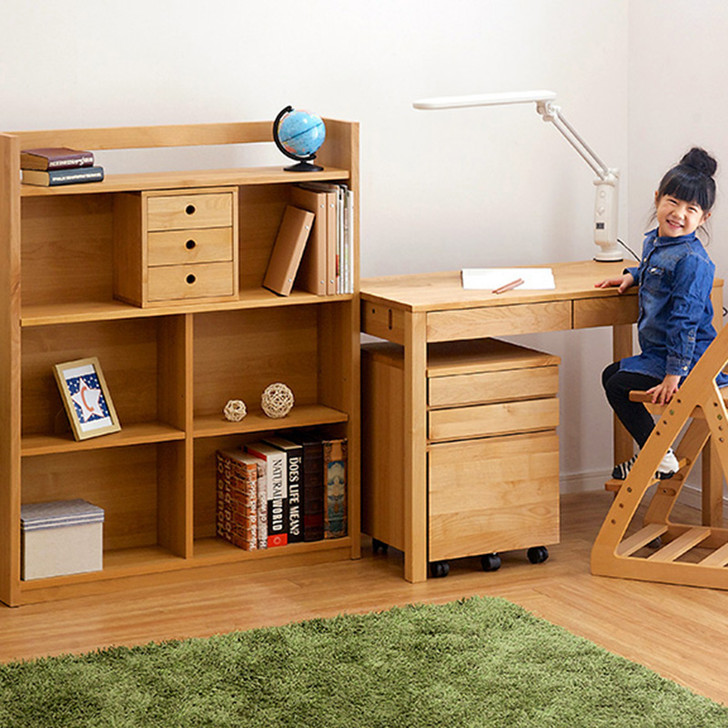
xmin=492 ymin=277 xmax=525 ymax=294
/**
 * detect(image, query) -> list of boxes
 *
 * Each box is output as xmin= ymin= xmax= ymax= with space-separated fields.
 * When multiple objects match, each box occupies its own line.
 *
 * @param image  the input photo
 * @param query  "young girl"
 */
xmin=596 ymin=147 xmax=728 ymax=479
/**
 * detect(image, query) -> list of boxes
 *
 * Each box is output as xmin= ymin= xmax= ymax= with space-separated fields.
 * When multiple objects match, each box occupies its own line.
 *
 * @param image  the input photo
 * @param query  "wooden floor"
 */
xmin=1 ymin=490 xmax=727 ymax=707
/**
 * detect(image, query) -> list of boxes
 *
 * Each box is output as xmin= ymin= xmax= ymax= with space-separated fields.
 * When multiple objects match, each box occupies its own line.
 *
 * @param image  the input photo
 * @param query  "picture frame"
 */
xmin=53 ymin=357 xmax=121 ymax=441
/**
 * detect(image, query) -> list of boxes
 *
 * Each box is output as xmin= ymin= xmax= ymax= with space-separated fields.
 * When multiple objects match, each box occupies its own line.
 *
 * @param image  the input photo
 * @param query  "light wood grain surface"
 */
xmin=1 ymin=491 xmax=726 ymax=707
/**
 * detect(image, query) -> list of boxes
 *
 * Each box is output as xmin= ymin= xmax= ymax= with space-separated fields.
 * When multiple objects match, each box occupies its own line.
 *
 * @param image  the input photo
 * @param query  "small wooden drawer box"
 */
xmin=114 ymin=187 xmax=239 ymax=307
xmin=21 ymin=499 xmax=104 ymax=580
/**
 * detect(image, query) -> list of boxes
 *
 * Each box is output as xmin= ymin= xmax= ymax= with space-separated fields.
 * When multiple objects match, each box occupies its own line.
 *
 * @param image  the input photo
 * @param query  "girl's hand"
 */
xmin=594 ymin=272 xmax=635 ymax=293
xmin=647 ymin=374 xmax=681 ymax=405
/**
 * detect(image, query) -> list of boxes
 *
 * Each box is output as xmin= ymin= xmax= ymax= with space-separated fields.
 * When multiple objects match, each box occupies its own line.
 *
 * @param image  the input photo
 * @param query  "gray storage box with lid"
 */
xmin=21 ymin=499 xmax=104 ymax=580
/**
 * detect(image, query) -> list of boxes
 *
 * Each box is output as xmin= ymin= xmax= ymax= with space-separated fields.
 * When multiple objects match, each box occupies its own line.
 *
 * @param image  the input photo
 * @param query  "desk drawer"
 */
xmin=147 ymin=192 xmax=234 ymax=231
xmin=573 ymin=295 xmax=638 ymax=328
xmin=428 ymin=431 xmax=559 ymax=561
xmin=428 ymin=397 xmax=559 ymax=441
xmin=147 ymin=228 xmax=234 ymax=266
xmin=429 ymin=365 xmax=558 ymax=408
xmin=426 ymin=301 xmax=572 ymax=342
xmin=147 ymin=261 xmax=236 ymax=301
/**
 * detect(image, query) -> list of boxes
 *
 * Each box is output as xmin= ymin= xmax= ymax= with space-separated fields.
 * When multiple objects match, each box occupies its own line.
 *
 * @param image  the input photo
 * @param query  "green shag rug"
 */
xmin=1 ymin=596 xmax=727 ymax=727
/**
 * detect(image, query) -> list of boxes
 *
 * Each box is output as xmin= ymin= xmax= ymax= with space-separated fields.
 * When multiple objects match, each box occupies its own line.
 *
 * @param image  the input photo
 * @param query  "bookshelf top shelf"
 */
xmin=20 ymin=166 xmax=350 ymax=197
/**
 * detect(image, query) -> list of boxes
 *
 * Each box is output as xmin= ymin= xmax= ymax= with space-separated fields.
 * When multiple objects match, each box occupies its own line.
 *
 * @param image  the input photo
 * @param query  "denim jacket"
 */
xmin=620 ymin=227 xmax=728 ymax=386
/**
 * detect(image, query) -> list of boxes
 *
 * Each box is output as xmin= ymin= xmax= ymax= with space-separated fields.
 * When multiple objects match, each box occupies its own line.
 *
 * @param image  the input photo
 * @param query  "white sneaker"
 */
xmin=656 ymin=448 xmax=679 ymax=479
xmin=611 ymin=448 xmax=678 ymax=481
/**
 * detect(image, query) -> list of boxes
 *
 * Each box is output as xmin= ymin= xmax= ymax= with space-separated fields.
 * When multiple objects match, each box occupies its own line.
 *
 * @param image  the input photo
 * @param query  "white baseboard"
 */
xmin=559 ymin=470 xmax=610 ymax=494
xmin=560 ymin=470 xmax=727 ymax=511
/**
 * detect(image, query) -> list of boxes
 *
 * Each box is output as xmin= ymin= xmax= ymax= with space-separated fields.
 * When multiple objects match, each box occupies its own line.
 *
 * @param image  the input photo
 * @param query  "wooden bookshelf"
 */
xmin=0 ymin=119 xmax=360 ymax=606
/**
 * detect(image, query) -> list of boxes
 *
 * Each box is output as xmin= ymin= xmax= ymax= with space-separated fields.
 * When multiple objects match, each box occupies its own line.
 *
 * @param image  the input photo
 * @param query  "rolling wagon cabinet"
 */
xmin=0 ymin=119 xmax=361 ymax=606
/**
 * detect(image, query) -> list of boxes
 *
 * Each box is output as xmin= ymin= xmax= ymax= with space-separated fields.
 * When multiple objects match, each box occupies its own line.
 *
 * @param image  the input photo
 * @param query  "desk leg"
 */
xmin=403 ymin=311 xmax=428 ymax=583
xmin=612 ymin=323 xmax=634 ymax=465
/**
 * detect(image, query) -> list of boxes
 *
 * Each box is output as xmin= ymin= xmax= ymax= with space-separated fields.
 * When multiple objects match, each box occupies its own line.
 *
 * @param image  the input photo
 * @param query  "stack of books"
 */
xmin=20 ymin=147 xmax=105 ymax=187
xmin=215 ymin=433 xmax=347 ymax=550
xmin=263 ymin=182 xmax=354 ymax=297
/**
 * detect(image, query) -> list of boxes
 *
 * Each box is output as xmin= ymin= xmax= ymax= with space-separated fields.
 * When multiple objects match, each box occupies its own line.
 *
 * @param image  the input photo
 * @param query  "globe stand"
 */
xmin=283 ymin=159 xmax=324 ymax=173
xmin=273 ymin=105 xmax=326 ymax=173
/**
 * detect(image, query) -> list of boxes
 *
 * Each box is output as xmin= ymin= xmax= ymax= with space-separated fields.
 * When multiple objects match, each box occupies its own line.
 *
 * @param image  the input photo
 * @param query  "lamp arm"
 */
xmin=537 ymin=101 xmax=611 ymax=181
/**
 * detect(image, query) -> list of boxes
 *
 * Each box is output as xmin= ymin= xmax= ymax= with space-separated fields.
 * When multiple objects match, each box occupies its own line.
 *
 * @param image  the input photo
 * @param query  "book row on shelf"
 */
xmin=20 ymin=146 xmax=104 ymax=186
xmin=216 ymin=432 xmax=348 ymax=550
xmin=264 ymin=182 xmax=354 ymax=297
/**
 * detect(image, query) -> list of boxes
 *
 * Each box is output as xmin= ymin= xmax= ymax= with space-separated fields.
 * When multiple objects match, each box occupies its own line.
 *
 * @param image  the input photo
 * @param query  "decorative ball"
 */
xmin=261 ymin=383 xmax=294 ymax=418
xmin=223 ymin=399 xmax=247 ymax=422
xmin=273 ymin=106 xmax=326 ymax=172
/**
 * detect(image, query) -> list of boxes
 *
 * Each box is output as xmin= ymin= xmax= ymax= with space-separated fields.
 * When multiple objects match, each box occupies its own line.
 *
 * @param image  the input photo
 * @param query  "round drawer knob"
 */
xmin=185 ymin=239 xmax=197 ymax=250
xmin=186 ymin=274 xmax=196 ymax=285
xmin=185 ymin=204 xmax=196 ymax=215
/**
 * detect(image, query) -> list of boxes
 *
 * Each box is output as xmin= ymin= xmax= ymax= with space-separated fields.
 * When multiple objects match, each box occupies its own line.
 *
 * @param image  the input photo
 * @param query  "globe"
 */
xmin=273 ymin=106 xmax=326 ymax=172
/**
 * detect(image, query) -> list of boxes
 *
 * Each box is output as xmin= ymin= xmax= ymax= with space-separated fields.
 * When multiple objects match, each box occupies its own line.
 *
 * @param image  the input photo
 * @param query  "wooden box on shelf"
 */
xmin=0 ymin=118 xmax=360 ymax=606
xmin=114 ymin=187 xmax=239 ymax=307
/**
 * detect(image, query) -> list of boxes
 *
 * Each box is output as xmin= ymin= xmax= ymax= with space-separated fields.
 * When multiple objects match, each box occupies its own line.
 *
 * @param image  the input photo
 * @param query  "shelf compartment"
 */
xmin=21 ymin=316 xmax=188 ymax=442
xmin=21 ymin=442 xmax=187 ymax=557
xmin=20 ymin=181 xmax=354 ymax=321
xmin=192 ymin=424 xmax=350 ymax=547
xmin=193 ymin=306 xmax=322 ymax=420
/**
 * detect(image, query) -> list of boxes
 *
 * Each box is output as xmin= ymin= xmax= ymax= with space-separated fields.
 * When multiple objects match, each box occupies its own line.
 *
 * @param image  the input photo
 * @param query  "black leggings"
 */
xmin=602 ymin=361 xmax=662 ymax=448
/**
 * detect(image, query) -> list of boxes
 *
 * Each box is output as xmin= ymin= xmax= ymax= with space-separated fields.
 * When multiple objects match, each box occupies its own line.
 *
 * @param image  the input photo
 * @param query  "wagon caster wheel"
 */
xmin=372 ymin=538 xmax=389 ymax=555
xmin=429 ymin=560 xmax=450 ymax=578
xmin=527 ymin=546 xmax=549 ymax=564
xmin=647 ymin=536 xmax=662 ymax=549
xmin=480 ymin=553 xmax=502 ymax=572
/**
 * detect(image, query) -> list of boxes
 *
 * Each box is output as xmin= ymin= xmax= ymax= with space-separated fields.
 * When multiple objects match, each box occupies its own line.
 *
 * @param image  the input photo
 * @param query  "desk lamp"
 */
xmin=413 ymin=90 xmax=622 ymax=262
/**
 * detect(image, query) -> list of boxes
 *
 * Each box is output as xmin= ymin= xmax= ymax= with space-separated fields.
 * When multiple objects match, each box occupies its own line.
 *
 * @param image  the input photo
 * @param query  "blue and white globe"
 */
xmin=273 ymin=107 xmax=326 ymax=171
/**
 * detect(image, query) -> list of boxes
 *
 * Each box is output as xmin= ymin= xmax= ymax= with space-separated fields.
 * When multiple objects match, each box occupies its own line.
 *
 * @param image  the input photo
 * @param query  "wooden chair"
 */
xmin=591 ymin=324 xmax=728 ymax=590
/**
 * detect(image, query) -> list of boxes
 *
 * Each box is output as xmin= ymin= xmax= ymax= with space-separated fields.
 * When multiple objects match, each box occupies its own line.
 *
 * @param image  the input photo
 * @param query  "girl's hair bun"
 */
xmin=680 ymin=147 xmax=717 ymax=178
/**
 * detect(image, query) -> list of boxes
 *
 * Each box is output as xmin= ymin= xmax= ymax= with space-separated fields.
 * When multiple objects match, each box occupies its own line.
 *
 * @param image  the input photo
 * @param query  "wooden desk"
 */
xmin=360 ymin=260 xmax=724 ymax=582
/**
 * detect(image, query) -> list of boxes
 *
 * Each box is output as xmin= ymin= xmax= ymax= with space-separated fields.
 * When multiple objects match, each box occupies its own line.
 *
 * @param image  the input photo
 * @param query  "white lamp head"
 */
xmin=413 ymin=90 xmax=557 ymax=110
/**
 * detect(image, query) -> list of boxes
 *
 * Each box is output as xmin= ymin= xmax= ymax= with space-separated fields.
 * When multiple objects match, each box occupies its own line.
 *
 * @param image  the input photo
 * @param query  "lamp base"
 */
xmin=594 ymin=241 xmax=624 ymax=263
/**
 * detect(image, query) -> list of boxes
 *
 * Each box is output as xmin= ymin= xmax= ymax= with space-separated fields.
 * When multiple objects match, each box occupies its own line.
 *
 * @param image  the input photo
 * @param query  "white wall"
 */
xmin=628 ymin=0 xmax=728 ymax=276
xmin=1 ymin=0 xmax=633 ymax=485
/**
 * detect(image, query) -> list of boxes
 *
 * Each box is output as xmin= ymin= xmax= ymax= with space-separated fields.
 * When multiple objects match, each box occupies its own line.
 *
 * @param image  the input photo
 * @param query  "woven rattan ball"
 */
xmin=223 ymin=399 xmax=247 ymax=422
xmin=261 ymin=383 xmax=294 ymax=418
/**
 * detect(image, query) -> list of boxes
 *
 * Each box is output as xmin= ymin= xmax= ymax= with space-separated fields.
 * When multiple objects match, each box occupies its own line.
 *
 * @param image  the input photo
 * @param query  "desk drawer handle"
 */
xmin=186 ymin=274 xmax=196 ymax=285
xmin=185 ymin=239 xmax=197 ymax=250
xmin=185 ymin=204 xmax=196 ymax=215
